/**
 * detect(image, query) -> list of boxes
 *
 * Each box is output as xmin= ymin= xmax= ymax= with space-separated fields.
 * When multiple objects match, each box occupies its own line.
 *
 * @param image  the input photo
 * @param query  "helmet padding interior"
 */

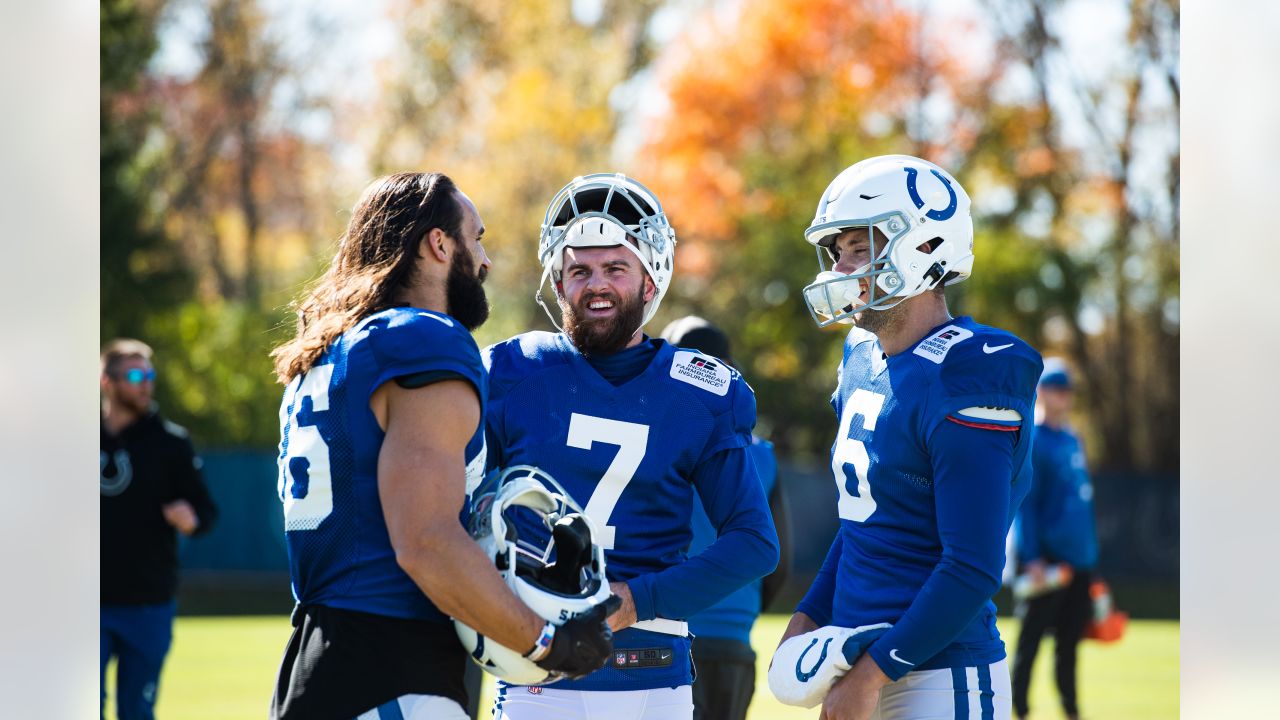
xmin=505 ymin=514 xmax=599 ymax=597
xmin=553 ymin=187 xmax=654 ymax=227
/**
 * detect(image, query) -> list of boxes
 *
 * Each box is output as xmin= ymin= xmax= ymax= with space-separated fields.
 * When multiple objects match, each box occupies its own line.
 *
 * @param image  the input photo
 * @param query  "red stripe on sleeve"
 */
xmin=945 ymin=415 xmax=1020 ymax=432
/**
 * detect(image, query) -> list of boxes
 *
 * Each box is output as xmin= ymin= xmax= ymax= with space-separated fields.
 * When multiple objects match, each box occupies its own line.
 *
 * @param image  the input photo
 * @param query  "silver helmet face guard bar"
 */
xmin=538 ymin=175 xmax=673 ymax=267
xmin=801 ymin=211 xmax=914 ymax=328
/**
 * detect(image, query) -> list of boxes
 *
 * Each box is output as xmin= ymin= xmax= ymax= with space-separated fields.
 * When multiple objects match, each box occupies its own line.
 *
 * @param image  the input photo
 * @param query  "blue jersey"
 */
xmin=276 ymin=307 xmax=488 ymax=622
xmin=797 ymin=316 xmax=1042 ymax=681
xmin=686 ymin=436 xmax=778 ymax=644
xmin=1018 ymin=424 xmax=1098 ymax=569
xmin=483 ymin=333 xmax=779 ymax=691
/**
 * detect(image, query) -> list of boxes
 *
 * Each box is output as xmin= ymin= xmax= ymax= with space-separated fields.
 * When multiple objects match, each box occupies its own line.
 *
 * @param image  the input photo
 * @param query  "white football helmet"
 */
xmin=537 ymin=173 xmax=676 ymax=329
xmin=801 ymin=155 xmax=974 ymax=327
xmin=454 ymin=465 xmax=612 ymax=685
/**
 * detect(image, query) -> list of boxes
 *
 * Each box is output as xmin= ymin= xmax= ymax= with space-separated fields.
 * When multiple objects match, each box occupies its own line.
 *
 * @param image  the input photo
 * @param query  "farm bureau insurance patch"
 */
xmin=912 ymin=325 xmax=973 ymax=364
xmin=670 ymin=350 xmax=731 ymax=396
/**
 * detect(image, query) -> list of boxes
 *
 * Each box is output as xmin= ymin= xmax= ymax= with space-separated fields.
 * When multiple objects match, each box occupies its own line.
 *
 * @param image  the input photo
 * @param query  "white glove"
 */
xmin=767 ymin=623 xmax=892 ymax=708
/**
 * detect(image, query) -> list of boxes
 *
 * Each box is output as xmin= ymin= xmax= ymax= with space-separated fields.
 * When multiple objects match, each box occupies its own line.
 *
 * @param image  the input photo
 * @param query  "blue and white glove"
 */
xmin=767 ymin=623 xmax=892 ymax=708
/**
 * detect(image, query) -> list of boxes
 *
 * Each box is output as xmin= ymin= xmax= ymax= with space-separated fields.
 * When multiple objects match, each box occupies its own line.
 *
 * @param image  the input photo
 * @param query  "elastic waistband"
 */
xmin=632 ymin=618 xmax=688 ymax=636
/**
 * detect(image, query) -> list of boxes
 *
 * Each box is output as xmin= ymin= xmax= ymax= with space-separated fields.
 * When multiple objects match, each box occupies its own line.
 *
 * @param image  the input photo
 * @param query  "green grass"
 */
xmin=104 ymin=614 xmax=1177 ymax=719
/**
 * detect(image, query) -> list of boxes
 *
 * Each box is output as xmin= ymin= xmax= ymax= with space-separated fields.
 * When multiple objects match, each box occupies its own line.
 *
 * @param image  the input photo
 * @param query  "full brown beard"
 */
xmin=562 ymin=284 xmax=645 ymax=357
xmin=446 ymin=247 xmax=490 ymax=331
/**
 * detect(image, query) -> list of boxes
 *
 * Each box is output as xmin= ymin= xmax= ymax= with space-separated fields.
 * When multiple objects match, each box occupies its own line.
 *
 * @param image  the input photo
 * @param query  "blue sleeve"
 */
xmin=796 ymin=535 xmax=841 ymax=626
xmin=627 ymin=446 xmax=780 ymax=622
xmin=699 ymin=373 xmax=756 ymax=460
xmin=368 ymin=310 xmax=485 ymax=408
xmin=866 ymin=417 xmax=1018 ymax=681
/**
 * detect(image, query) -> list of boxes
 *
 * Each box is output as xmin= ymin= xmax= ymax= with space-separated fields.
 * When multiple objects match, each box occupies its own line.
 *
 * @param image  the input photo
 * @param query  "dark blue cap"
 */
xmin=1039 ymin=357 xmax=1073 ymax=388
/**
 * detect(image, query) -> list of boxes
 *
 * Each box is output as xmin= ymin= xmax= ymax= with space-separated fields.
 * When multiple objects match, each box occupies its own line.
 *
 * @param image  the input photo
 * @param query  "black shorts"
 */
xmin=271 ymin=603 xmax=468 ymax=720
xmin=691 ymin=636 xmax=757 ymax=720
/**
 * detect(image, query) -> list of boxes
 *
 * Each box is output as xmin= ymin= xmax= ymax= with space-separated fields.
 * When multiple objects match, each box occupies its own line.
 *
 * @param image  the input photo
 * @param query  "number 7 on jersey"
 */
xmin=566 ymin=412 xmax=649 ymax=550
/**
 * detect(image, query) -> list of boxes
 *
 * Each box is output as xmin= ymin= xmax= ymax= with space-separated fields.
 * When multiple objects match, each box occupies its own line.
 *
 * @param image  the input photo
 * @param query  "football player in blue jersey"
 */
xmin=481 ymin=174 xmax=780 ymax=720
xmin=268 ymin=172 xmax=618 ymax=720
xmin=769 ymin=156 xmax=1043 ymax=720
xmin=1010 ymin=359 xmax=1099 ymax=720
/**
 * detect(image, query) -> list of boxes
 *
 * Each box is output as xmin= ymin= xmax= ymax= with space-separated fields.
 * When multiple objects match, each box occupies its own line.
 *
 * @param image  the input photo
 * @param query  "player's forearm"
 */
xmin=379 ymin=440 xmax=542 ymax=653
xmin=795 ymin=536 xmax=842 ymax=626
xmin=867 ymin=420 xmax=1014 ymax=680
xmin=395 ymin=520 xmax=543 ymax=652
xmin=865 ymin=555 xmax=1001 ymax=680
xmin=629 ymin=518 xmax=779 ymax=621
xmin=778 ymin=611 xmax=819 ymax=648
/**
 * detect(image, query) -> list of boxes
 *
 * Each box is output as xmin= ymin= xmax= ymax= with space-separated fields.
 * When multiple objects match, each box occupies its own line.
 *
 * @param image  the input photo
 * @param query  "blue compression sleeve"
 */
xmin=627 ymin=446 xmax=780 ymax=622
xmin=866 ymin=419 xmax=1018 ymax=681
xmin=796 ymin=535 xmax=841 ymax=626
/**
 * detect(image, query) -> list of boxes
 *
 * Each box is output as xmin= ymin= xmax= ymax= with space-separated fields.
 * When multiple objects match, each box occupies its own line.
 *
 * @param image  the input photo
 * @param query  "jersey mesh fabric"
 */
xmin=483 ymin=332 xmax=771 ymax=691
xmin=278 ymin=307 xmax=486 ymax=622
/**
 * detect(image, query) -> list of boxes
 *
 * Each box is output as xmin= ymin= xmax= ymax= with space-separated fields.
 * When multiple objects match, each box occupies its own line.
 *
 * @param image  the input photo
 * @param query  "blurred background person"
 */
xmin=101 ymin=338 xmax=219 ymax=720
xmin=660 ymin=316 xmax=793 ymax=720
xmin=1011 ymin=358 xmax=1100 ymax=720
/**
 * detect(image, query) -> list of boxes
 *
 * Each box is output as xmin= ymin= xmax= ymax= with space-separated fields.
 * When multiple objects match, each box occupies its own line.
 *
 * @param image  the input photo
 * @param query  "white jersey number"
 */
xmin=832 ymin=389 xmax=886 ymax=522
xmin=566 ymin=412 xmax=649 ymax=550
xmin=278 ymin=365 xmax=335 ymax=531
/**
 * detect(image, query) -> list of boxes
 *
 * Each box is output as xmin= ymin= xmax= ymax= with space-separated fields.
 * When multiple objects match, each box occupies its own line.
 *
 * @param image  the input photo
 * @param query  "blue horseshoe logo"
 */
xmin=904 ymin=167 xmax=958 ymax=221
xmin=795 ymin=637 xmax=833 ymax=681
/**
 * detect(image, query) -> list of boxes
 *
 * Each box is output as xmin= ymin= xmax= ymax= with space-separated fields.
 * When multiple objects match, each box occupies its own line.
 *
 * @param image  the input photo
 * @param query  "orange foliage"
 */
xmin=637 ymin=0 xmax=970 ymax=255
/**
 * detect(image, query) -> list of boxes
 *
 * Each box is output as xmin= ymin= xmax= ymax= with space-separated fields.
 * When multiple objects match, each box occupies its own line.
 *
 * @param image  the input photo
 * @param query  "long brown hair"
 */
xmin=271 ymin=172 xmax=464 ymax=383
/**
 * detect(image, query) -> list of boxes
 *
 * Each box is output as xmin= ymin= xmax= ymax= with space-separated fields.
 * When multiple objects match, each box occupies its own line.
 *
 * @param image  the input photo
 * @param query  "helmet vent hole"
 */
xmin=919 ymin=237 xmax=943 ymax=255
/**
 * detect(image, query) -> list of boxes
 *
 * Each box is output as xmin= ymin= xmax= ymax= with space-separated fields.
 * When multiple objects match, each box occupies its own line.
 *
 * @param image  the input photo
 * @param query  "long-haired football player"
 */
xmin=480 ymin=173 xmax=780 ymax=720
xmin=269 ymin=172 xmax=617 ymax=720
xmin=769 ymin=156 xmax=1043 ymax=720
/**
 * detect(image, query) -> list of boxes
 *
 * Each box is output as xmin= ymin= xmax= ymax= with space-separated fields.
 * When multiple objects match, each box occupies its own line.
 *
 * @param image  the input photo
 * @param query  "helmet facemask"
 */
xmin=802 ymin=212 xmax=919 ymax=326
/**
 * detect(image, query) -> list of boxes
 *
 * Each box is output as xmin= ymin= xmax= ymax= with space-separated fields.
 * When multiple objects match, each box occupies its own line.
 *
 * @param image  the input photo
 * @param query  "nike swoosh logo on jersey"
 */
xmin=983 ymin=342 xmax=1014 ymax=354
xmin=889 ymin=648 xmax=916 ymax=666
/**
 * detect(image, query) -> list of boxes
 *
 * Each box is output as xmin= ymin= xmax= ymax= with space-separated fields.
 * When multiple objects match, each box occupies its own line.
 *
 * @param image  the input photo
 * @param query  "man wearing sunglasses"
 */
xmin=101 ymin=338 xmax=218 ymax=720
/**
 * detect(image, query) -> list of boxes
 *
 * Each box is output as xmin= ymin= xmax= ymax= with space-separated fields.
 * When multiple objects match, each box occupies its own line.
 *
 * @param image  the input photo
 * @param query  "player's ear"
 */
xmin=420 ymin=228 xmax=450 ymax=263
xmin=642 ymin=275 xmax=656 ymax=303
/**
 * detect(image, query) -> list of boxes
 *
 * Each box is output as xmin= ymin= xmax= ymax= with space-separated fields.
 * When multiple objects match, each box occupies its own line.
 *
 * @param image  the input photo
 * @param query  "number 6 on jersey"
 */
xmin=566 ymin=412 xmax=649 ymax=549
xmin=832 ymin=389 xmax=886 ymax=522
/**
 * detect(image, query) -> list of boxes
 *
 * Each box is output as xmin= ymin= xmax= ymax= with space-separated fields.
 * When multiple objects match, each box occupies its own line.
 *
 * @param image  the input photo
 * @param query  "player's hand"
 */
xmin=535 ymin=594 xmax=622 ymax=680
xmin=819 ymin=653 xmax=890 ymax=720
xmin=606 ymin=581 xmax=637 ymax=632
xmin=768 ymin=623 xmax=890 ymax=708
xmin=775 ymin=612 xmax=820 ymax=657
xmin=162 ymin=500 xmax=199 ymax=535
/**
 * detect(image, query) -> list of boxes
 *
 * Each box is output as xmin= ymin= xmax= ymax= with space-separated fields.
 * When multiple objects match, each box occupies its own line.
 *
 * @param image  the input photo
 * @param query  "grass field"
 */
xmin=105 ymin=614 xmax=1178 ymax=719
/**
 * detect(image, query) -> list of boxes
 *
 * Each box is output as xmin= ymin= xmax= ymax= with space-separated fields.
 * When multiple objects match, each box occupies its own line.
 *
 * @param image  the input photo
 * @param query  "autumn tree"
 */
xmin=369 ymin=0 xmax=665 ymax=345
xmin=636 ymin=0 xmax=1021 ymax=457
xmin=101 ymin=0 xmax=348 ymax=444
xmin=102 ymin=0 xmax=191 ymax=341
xmin=635 ymin=0 xmax=1177 ymax=472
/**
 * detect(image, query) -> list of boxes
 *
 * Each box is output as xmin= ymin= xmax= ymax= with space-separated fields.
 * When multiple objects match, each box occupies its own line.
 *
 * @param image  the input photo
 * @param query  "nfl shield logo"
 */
xmin=615 ymin=651 xmax=627 ymax=666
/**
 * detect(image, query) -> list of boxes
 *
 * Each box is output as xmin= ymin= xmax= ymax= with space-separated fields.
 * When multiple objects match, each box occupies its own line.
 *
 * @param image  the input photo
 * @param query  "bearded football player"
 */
xmin=768 ymin=156 xmax=1043 ymax=720
xmin=480 ymin=173 xmax=780 ymax=720
xmin=268 ymin=172 xmax=617 ymax=720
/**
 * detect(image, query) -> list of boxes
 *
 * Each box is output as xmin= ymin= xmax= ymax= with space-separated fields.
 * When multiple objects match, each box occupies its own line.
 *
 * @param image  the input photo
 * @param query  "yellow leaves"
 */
xmin=754 ymin=345 xmax=801 ymax=381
